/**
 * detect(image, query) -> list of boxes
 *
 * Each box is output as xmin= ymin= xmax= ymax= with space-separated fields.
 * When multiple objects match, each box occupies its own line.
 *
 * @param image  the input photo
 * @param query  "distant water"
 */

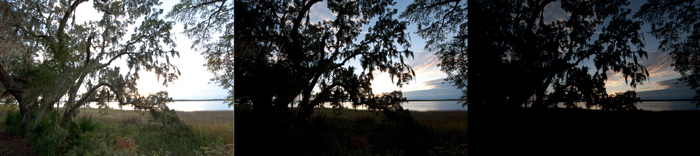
xmin=317 ymin=101 xmax=468 ymax=111
xmin=82 ymin=101 xmax=233 ymax=112
xmin=551 ymin=101 xmax=700 ymax=111
xmin=65 ymin=100 xmax=700 ymax=112
xmin=315 ymin=100 xmax=698 ymax=112
xmin=636 ymin=101 xmax=700 ymax=111
xmin=168 ymin=101 xmax=234 ymax=111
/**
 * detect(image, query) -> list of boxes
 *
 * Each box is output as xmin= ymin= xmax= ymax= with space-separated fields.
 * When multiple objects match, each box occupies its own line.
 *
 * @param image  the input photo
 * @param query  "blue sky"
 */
xmin=305 ymin=0 xmax=463 ymax=99
xmin=366 ymin=0 xmax=695 ymax=100
xmin=75 ymin=0 xmax=695 ymax=100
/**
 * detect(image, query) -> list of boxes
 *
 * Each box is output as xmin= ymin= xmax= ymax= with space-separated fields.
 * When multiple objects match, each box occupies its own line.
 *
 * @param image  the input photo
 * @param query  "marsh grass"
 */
xmin=312 ymin=108 xmax=467 ymax=136
xmin=411 ymin=111 xmax=468 ymax=136
xmin=77 ymin=108 xmax=233 ymax=155
xmin=78 ymin=108 xmax=233 ymax=141
xmin=312 ymin=108 xmax=379 ymax=122
xmin=176 ymin=111 xmax=234 ymax=143
xmin=244 ymin=107 xmax=469 ymax=155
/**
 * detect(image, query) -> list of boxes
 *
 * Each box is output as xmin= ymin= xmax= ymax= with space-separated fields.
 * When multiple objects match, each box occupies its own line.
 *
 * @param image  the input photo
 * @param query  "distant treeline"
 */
xmin=172 ymin=99 xmax=227 ymax=101
xmin=406 ymin=99 xmax=462 ymax=101
xmin=640 ymin=99 xmax=695 ymax=101
xmin=6 ymin=99 xmax=690 ymax=103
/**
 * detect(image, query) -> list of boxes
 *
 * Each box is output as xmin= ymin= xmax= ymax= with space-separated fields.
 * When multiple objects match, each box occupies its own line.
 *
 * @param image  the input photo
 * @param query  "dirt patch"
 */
xmin=0 ymin=126 xmax=36 ymax=156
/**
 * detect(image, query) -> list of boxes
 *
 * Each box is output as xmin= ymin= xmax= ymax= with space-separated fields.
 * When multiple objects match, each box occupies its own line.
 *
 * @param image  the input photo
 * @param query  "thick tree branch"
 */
xmin=204 ymin=0 xmax=228 ymax=29
xmin=96 ymin=35 xmax=147 ymax=69
xmin=66 ymin=74 xmax=87 ymax=107
xmin=291 ymin=0 xmax=322 ymax=44
xmin=438 ymin=0 xmax=462 ymax=33
xmin=327 ymin=34 xmax=383 ymax=70
xmin=0 ymin=62 xmax=22 ymax=94
xmin=191 ymin=0 xmax=227 ymax=11
xmin=308 ymin=82 xmax=344 ymax=108
xmin=97 ymin=51 xmax=138 ymax=69
xmin=85 ymin=34 xmax=94 ymax=64
xmin=58 ymin=0 xmax=88 ymax=38
xmin=65 ymin=82 xmax=148 ymax=122
xmin=73 ymin=83 xmax=112 ymax=107
xmin=424 ymin=0 xmax=461 ymax=11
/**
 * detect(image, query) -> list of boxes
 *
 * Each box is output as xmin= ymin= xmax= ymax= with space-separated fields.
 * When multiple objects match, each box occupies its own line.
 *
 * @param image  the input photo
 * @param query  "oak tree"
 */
xmin=403 ymin=0 xmax=648 ymax=109
xmin=169 ymin=0 xmax=415 ymax=122
xmin=0 ymin=0 xmax=181 ymax=129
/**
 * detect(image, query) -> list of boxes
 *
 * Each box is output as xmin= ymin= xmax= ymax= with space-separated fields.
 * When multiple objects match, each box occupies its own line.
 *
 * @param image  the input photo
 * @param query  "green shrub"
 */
xmin=64 ymin=131 xmax=112 ymax=156
xmin=69 ymin=115 xmax=97 ymax=137
xmin=28 ymin=111 xmax=107 ymax=156
xmin=196 ymin=141 xmax=234 ymax=156
xmin=3 ymin=109 xmax=22 ymax=135
xmin=28 ymin=111 xmax=70 ymax=155
xmin=29 ymin=124 xmax=69 ymax=156
xmin=114 ymin=135 xmax=141 ymax=155
xmin=149 ymin=109 xmax=191 ymax=133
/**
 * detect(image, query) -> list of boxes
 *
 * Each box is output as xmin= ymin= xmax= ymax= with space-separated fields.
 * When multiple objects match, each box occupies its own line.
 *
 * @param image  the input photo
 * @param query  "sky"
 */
xmin=75 ymin=1 xmax=229 ymax=100
xmin=307 ymin=0 xmax=464 ymax=100
xmin=74 ymin=0 xmax=695 ymax=101
xmin=343 ymin=0 xmax=694 ymax=100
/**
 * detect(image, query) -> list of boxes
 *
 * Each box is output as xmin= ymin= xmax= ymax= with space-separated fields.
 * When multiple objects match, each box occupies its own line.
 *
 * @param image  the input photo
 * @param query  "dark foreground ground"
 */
xmin=469 ymin=106 xmax=700 ymax=155
xmin=0 ymin=126 xmax=37 ymax=156
xmin=235 ymin=108 xmax=468 ymax=156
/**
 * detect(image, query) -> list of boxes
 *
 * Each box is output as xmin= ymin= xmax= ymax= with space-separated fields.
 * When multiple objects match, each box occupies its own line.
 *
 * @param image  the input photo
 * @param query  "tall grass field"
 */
xmin=2 ymin=104 xmax=467 ymax=155
xmin=236 ymin=106 xmax=468 ymax=155
xmin=1 ymin=105 xmax=233 ymax=155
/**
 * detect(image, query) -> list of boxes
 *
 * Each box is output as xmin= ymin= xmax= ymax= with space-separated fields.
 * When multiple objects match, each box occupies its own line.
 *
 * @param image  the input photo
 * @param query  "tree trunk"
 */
xmin=297 ymin=103 xmax=314 ymax=123
xmin=532 ymin=88 xmax=547 ymax=109
xmin=19 ymin=98 xmax=37 ymax=131
xmin=296 ymin=86 xmax=314 ymax=123
xmin=532 ymin=75 xmax=554 ymax=109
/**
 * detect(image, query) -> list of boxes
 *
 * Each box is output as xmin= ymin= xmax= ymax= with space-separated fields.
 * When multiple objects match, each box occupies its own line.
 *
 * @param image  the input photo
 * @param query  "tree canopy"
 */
xmin=170 ymin=0 xmax=415 ymax=121
xmin=403 ymin=0 xmax=648 ymax=109
xmin=0 ymin=0 xmax=181 ymax=128
xmin=635 ymin=0 xmax=700 ymax=106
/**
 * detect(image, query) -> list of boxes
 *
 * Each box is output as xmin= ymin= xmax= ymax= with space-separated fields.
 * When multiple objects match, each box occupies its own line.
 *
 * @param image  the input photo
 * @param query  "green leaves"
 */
xmin=0 ymin=0 xmax=182 ymax=128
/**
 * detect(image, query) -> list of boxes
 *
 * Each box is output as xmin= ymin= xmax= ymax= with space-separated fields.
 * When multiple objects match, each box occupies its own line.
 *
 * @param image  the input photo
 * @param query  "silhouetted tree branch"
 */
xmin=635 ymin=0 xmax=700 ymax=106
xmin=171 ymin=0 xmax=414 ymax=123
xmin=404 ymin=0 xmax=647 ymax=109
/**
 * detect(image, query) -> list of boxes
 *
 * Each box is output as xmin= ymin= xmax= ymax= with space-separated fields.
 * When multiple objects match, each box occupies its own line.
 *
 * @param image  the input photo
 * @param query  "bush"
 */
xmin=73 ymin=115 xmax=97 ymax=134
xmin=114 ymin=135 xmax=141 ymax=155
xmin=28 ymin=111 xmax=109 ymax=155
xmin=149 ymin=109 xmax=191 ymax=133
xmin=64 ymin=131 xmax=112 ymax=156
xmin=382 ymin=108 xmax=415 ymax=125
xmin=196 ymin=141 xmax=234 ymax=156
xmin=28 ymin=115 xmax=70 ymax=156
xmin=3 ymin=109 xmax=22 ymax=135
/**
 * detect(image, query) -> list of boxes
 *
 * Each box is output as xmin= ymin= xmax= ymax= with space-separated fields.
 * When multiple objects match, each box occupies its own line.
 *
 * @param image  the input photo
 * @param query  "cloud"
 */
xmin=636 ymin=78 xmax=696 ymax=100
xmin=654 ymin=78 xmax=689 ymax=90
xmin=409 ymin=51 xmax=440 ymax=71
xmin=370 ymin=50 xmax=449 ymax=91
xmin=309 ymin=1 xmax=335 ymax=23
xmin=543 ymin=1 xmax=569 ymax=23
xmin=420 ymin=79 xmax=454 ymax=89
xmin=604 ymin=50 xmax=679 ymax=93
xmin=402 ymin=78 xmax=463 ymax=100
xmin=604 ymin=71 xmax=626 ymax=88
xmin=642 ymin=50 xmax=676 ymax=79
xmin=407 ymin=51 xmax=447 ymax=81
